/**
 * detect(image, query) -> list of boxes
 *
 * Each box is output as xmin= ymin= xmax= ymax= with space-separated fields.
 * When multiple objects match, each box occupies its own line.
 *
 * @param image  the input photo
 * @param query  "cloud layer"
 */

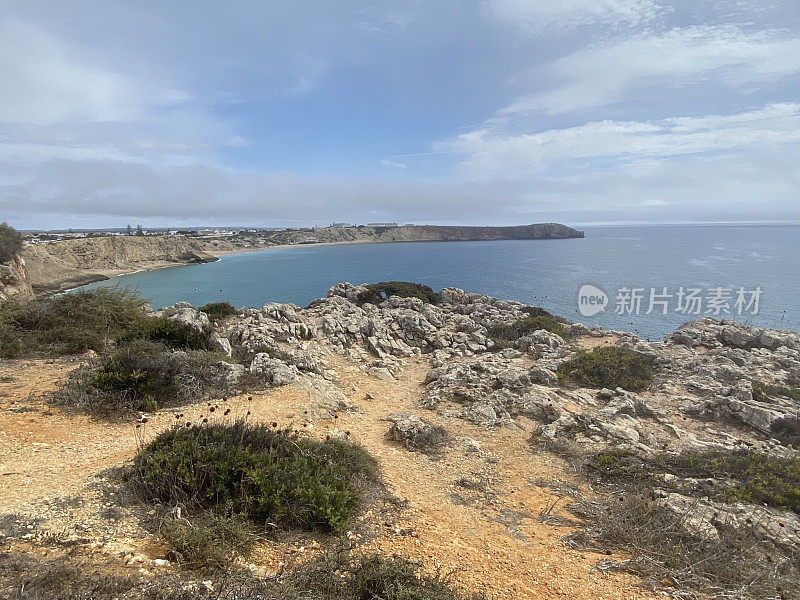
xmin=0 ymin=1 xmax=798 ymax=228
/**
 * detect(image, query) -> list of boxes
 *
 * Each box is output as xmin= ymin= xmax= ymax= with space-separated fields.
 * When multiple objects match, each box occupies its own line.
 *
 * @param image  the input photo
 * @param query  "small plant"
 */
xmin=557 ymin=346 xmax=654 ymax=391
xmin=589 ymin=449 xmax=640 ymax=477
xmin=357 ymin=281 xmax=439 ymax=305
xmin=118 ymin=316 xmax=208 ymax=350
xmin=752 ymin=379 xmax=800 ymax=403
xmin=198 ymin=301 xmax=238 ymax=321
xmin=0 ymin=222 xmax=23 ymax=263
xmin=133 ymin=420 xmax=380 ymax=532
xmin=158 ymin=512 xmax=256 ymax=571
xmin=489 ymin=315 xmax=567 ymax=343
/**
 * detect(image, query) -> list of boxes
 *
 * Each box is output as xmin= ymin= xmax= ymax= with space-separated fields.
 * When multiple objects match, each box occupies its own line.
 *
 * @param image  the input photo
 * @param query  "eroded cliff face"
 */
xmin=21 ymin=237 xmax=217 ymax=296
xmin=0 ymin=255 xmax=34 ymax=301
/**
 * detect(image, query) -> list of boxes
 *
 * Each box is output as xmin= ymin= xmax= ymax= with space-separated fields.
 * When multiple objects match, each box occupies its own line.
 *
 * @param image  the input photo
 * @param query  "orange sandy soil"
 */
xmin=0 ymin=353 xmax=657 ymax=600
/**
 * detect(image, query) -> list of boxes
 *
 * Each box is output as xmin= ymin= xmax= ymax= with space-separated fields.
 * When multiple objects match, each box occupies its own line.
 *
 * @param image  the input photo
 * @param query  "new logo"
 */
xmin=578 ymin=285 xmax=608 ymax=317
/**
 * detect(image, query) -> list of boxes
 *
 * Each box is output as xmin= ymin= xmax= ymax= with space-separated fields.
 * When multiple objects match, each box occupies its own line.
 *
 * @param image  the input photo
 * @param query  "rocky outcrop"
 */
xmin=21 ymin=237 xmax=217 ymax=296
xmin=217 ymin=283 xmax=800 ymax=459
xmin=0 ymin=255 xmax=34 ymax=301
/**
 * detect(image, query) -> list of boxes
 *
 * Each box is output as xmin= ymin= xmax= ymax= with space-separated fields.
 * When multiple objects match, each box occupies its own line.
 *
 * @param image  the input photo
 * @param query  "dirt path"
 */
xmin=0 ymin=354 xmax=654 ymax=599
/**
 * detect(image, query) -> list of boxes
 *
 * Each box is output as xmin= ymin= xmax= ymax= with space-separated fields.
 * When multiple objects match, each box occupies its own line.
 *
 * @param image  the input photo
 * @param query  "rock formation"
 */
xmin=0 ymin=255 xmax=34 ymax=301
xmin=21 ymin=236 xmax=217 ymax=296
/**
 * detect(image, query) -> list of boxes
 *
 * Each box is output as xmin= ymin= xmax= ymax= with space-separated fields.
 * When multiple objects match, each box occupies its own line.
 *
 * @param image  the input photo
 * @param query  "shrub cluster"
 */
xmin=0 ymin=287 xmax=148 ymax=357
xmin=557 ymin=346 xmax=654 ymax=391
xmin=489 ymin=315 xmax=567 ymax=344
xmin=118 ymin=316 xmax=208 ymax=350
xmin=54 ymin=342 xmax=244 ymax=417
xmin=133 ymin=420 xmax=380 ymax=532
xmin=0 ymin=222 xmax=23 ymax=263
xmin=669 ymin=450 xmax=800 ymax=513
xmin=752 ymin=379 xmax=800 ymax=403
xmin=157 ymin=512 xmax=256 ymax=571
xmin=589 ymin=448 xmax=800 ymax=515
xmin=356 ymin=281 xmax=439 ymax=305
xmin=198 ymin=301 xmax=238 ymax=321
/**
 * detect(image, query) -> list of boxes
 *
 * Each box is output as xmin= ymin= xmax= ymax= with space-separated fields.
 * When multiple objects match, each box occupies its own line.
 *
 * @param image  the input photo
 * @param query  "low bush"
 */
xmin=132 ymin=420 xmax=380 ymax=532
xmin=669 ymin=450 xmax=800 ymax=514
xmin=357 ymin=281 xmax=439 ymax=305
xmin=198 ymin=301 xmax=238 ymax=321
xmin=589 ymin=448 xmax=800 ymax=515
xmin=84 ymin=340 xmax=185 ymax=413
xmin=0 ymin=222 xmax=23 ymax=263
xmin=158 ymin=512 xmax=256 ymax=571
xmin=489 ymin=315 xmax=567 ymax=343
xmin=118 ymin=316 xmax=208 ymax=350
xmin=752 ymin=379 xmax=800 ymax=403
xmin=771 ymin=417 xmax=800 ymax=448
xmin=54 ymin=341 xmax=243 ymax=417
xmin=0 ymin=287 xmax=148 ymax=357
xmin=557 ymin=346 xmax=654 ymax=391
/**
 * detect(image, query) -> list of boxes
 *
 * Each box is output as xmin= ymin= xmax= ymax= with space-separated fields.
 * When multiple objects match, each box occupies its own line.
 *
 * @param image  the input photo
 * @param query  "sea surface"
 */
xmin=76 ymin=225 xmax=800 ymax=341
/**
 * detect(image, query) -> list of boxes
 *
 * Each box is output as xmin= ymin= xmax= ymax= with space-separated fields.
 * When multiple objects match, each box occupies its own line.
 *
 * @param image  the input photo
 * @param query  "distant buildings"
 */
xmin=367 ymin=222 xmax=398 ymax=228
xmin=330 ymin=222 xmax=350 ymax=228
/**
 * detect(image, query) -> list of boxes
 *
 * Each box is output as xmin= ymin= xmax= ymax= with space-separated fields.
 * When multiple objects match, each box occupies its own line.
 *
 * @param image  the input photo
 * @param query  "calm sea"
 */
xmin=77 ymin=225 xmax=800 ymax=341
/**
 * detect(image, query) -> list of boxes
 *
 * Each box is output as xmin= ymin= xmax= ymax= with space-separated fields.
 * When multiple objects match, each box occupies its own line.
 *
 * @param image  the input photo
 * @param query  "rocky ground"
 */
xmin=2 ymin=282 xmax=799 ymax=599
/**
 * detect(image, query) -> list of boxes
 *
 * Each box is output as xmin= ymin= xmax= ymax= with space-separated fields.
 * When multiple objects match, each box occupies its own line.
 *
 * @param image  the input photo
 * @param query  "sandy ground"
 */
xmin=0 ymin=354 xmax=656 ymax=600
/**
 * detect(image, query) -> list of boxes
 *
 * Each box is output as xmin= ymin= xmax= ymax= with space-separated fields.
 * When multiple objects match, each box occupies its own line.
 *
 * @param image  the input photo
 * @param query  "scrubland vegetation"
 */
xmin=557 ymin=346 xmax=654 ymax=391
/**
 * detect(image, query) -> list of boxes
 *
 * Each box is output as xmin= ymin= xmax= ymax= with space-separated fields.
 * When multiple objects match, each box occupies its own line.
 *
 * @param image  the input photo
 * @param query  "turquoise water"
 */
xmin=77 ymin=225 xmax=800 ymax=341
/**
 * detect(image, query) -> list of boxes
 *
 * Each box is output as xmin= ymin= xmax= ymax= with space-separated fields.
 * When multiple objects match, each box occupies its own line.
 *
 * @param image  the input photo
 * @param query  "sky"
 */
xmin=1 ymin=0 xmax=799 ymax=229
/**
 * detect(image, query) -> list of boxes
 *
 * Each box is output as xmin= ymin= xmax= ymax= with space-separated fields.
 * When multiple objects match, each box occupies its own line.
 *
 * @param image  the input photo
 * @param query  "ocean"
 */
xmin=77 ymin=224 xmax=800 ymax=341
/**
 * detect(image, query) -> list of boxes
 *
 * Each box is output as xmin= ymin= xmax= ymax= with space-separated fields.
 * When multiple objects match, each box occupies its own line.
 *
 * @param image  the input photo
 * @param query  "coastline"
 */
xmin=52 ymin=235 xmax=584 ymax=295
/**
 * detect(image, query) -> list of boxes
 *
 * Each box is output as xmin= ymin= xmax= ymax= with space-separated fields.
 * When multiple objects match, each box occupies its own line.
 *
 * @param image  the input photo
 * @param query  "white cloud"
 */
xmin=503 ymin=26 xmax=800 ymax=114
xmin=0 ymin=20 xmax=188 ymax=125
xmin=442 ymin=103 xmax=800 ymax=178
xmin=380 ymin=159 xmax=409 ymax=169
xmin=487 ymin=0 xmax=660 ymax=31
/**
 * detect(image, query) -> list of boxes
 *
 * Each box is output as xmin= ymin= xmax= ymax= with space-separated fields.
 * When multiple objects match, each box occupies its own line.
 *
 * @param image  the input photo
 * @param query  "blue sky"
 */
xmin=1 ymin=0 xmax=799 ymax=228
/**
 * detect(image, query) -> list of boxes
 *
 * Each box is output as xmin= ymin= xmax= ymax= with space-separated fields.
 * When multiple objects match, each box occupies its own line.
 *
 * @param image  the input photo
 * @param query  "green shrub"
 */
xmin=589 ymin=449 xmax=800 ymax=515
xmin=557 ymin=346 xmax=654 ymax=391
xmin=82 ymin=340 xmax=185 ymax=413
xmin=133 ymin=421 xmax=380 ymax=532
xmin=349 ymin=555 xmax=472 ymax=600
xmin=198 ymin=301 xmax=238 ymax=321
xmin=0 ymin=287 xmax=148 ymax=357
xmin=589 ymin=449 xmax=641 ymax=477
xmin=118 ymin=316 xmax=208 ymax=350
xmin=158 ymin=512 xmax=255 ymax=571
xmin=357 ymin=281 xmax=438 ymax=305
xmin=670 ymin=451 xmax=800 ymax=513
xmin=771 ymin=417 xmax=800 ymax=449
xmin=752 ymin=380 xmax=800 ymax=403
xmin=0 ymin=222 xmax=23 ymax=263
xmin=489 ymin=315 xmax=567 ymax=343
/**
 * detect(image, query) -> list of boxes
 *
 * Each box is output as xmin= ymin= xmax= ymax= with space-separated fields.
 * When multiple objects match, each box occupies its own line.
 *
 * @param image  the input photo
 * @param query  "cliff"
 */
xmin=0 ymin=255 xmax=34 ymax=301
xmin=21 ymin=237 xmax=217 ymax=296
xmin=199 ymin=222 xmax=584 ymax=253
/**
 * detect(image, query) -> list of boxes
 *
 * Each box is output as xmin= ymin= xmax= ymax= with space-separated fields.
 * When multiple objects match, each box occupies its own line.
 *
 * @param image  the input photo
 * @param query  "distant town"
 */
xmin=20 ymin=223 xmax=401 ymax=245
